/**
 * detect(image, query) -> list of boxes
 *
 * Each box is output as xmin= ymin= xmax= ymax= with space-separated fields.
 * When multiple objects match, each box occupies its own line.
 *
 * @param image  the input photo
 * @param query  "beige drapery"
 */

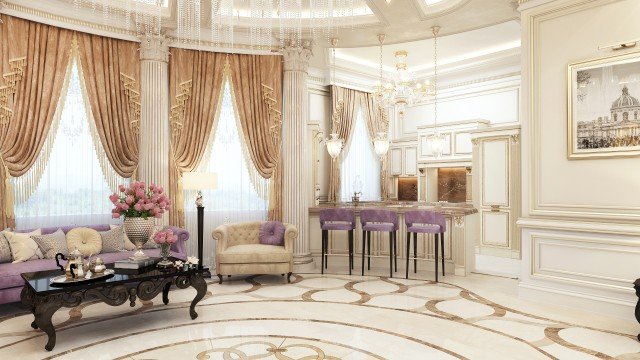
xmin=77 ymin=32 xmax=140 ymax=179
xmin=168 ymin=48 xmax=225 ymax=227
xmin=0 ymin=15 xmax=73 ymax=229
xmin=327 ymin=86 xmax=390 ymax=202
xmin=327 ymin=86 xmax=361 ymax=202
xmin=361 ymin=92 xmax=389 ymax=200
xmin=228 ymin=54 xmax=284 ymax=221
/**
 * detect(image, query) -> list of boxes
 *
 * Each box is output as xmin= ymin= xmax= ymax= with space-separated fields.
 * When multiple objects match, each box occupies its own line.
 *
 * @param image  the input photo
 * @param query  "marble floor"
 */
xmin=1 ymin=270 xmax=639 ymax=359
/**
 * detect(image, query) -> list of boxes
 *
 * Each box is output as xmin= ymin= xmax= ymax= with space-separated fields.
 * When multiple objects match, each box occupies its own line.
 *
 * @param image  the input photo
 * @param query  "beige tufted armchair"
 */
xmin=212 ymin=221 xmax=298 ymax=284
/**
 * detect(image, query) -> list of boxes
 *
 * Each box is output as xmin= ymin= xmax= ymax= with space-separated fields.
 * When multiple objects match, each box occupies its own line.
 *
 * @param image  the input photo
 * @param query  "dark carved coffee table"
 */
xmin=20 ymin=259 xmax=208 ymax=351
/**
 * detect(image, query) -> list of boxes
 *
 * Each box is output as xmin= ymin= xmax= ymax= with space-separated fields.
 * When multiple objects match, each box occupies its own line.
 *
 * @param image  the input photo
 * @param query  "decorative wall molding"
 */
xmin=0 ymin=57 xmax=26 ymax=125
xmin=282 ymin=40 xmax=313 ymax=73
xmin=139 ymin=34 xmax=169 ymax=63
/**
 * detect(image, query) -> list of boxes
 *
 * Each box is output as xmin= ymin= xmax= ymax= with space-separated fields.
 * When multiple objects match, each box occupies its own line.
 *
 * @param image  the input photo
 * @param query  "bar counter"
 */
xmin=308 ymin=201 xmax=478 ymax=276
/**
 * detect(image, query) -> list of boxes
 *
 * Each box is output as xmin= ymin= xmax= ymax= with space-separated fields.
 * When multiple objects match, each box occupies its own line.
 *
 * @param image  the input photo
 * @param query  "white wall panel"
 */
xmin=482 ymin=139 xmax=508 ymax=206
xmin=404 ymin=147 xmax=417 ymax=175
xmin=482 ymin=211 xmax=509 ymax=247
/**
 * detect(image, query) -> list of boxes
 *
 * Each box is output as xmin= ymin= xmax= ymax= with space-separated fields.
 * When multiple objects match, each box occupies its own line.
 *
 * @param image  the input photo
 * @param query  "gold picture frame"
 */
xmin=567 ymin=51 xmax=640 ymax=159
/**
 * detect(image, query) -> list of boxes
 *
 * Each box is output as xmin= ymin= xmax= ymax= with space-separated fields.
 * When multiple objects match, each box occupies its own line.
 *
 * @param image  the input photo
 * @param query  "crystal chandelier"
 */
xmin=373 ymin=34 xmax=434 ymax=119
xmin=326 ymin=37 xmax=344 ymax=160
xmin=427 ymin=26 xmax=446 ymax=158
xmin=373 ymin=132 xmax=389 ymax=158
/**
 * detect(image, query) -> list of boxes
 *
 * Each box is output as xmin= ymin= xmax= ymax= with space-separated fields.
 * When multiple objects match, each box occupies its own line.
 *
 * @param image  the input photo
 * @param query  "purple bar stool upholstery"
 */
xmin=320 ymin=208 xmax=356 ymax=275
xmin=404 ymin=210 xmax=447 ymax=281
xmin=360 ymin=209 xmax=399 ymax=278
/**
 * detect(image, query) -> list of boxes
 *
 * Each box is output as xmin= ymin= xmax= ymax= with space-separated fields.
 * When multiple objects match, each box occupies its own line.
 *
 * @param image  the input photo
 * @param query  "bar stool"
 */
xmin=360 ymin=209 xmax=398 ymax=278
xmin=404 ymin=210 xmax=446 ymax=281
xmin=319 ymin=208 xmax=355 ymax=275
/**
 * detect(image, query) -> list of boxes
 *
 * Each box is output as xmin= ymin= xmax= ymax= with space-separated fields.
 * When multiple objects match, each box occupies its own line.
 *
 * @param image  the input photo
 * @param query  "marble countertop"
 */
xmin=309 ymin=201 xmax=478 ymax=216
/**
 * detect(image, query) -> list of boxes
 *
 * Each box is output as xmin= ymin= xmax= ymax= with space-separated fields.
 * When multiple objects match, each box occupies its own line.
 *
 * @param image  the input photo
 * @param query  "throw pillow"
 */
xmin=109 ymin=225 xmax=136 ymax=251
xmin=31 ymin=229 xmax=68 ymax=259
xmin=0 ymin=232 xmax=12 ymax=263
xmin=3 ymin=229 xmax=43 ymax=263
xmin=142 ymin=225 xmax=163 ymax=249
xmin=100 ymin=226 xmax=125 ymax=253
xmin=66 ymin=227 xmax=102 ymax=257
xmin=259 ymin=221 xmax=286 ymax=246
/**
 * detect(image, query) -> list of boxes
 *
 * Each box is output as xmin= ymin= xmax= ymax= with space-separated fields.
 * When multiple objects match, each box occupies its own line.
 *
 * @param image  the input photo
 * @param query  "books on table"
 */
xmin=114 ymin=257 xmax=160 ymax=269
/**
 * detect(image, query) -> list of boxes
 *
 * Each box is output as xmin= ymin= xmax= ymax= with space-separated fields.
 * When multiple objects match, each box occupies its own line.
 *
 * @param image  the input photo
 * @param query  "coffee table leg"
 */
xmin=20 ymin=286 xmax=38 ymax=329
xmin=162 ymin=282 xmax=171 ymax=305
xmin=34 ymin=301 xmax=61 ymax=351
xmin=189 ymin=274 xmax=207 ymax=320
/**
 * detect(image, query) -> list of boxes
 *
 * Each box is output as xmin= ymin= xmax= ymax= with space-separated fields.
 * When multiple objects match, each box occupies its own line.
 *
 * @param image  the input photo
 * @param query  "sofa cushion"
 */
xmin=259 ymin=221 xmax=285 ymax=246
xmin=109 ymin=225 xmax=136 ymax=251
xmin=218 ymin=244 xmax=292 ymax=264
xmin=100 ymin=226 xmax=125 ymax=253
xmin=0 ymin=259 xmax=57 ymax=289
xmin=0 ymin=232 xmax=12 ymax=264
xmin=3 ymin=229 xmax=43 ymax=263
xmin=31 ymin=229 xmax=68 ymax=259
xmin=66 ymin=227 xmax=102 ymax=257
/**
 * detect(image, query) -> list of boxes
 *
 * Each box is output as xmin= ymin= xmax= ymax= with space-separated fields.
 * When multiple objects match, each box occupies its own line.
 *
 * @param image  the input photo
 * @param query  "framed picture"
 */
xmin=567 ymin=51 xmax=640 ymax=159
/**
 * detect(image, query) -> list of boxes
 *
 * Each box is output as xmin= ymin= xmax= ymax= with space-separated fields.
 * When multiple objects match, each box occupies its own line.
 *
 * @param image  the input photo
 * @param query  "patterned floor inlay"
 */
xmin=0 ymin=274 xmax=638 ymax=359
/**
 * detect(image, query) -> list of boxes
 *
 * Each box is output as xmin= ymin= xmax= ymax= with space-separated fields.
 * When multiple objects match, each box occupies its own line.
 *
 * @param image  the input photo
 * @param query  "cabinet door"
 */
xmin=404 ymin=147 xmax=417 ymax=175
xmin=390 ymin=148 xmax=403 ymax=175
xmin=481 ymin=139 xmax=509 ymax=207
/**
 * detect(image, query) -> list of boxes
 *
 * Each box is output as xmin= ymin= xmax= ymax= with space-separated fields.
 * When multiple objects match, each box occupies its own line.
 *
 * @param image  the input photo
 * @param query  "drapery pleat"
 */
xmin=168 ymin=48 xmax=225 ymax=227
xmin=361 ymin=92 xmax=390 ymax=200
xmin=77 ymin=32 xmax=139 ymax=179
xmin=0 ymin=15 xmax=73 ymax=229
xmin=228 ymin=54 xmax=283 ymax=220
xmin=327 ymin=86 xmax=360 ymax=203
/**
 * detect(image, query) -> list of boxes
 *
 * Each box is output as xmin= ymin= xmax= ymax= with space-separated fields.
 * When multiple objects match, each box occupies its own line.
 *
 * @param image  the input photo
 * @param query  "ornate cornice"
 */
xmin=139 ymin=34 xmax=170 ymax=63
xmin=282 ymin=39 xmax=313 ymax=73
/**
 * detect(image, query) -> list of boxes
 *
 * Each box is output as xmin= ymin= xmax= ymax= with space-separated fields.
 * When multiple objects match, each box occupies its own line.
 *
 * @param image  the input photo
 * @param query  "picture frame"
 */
xmin=567 ymin=51 xmax=640 ymax=159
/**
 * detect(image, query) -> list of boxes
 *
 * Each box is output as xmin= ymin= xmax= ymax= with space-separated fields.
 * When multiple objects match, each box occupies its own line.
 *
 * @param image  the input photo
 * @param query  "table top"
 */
xmin=309 ymin=201 xmax=478 ymax=216
xmin=21 ymin=258 xmax=208 ymax=295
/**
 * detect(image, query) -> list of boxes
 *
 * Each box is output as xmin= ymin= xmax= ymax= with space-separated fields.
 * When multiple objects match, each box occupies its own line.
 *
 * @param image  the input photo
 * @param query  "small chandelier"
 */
xmin=427 ymin=26 xmax=446 ymax=158
xmin=373 ymin=132 xmax=390 ymax=158
xmin=326 ymin=37 xmax=344 ymax=160
xmin=373 ymin=34 xmax=434 ymax=119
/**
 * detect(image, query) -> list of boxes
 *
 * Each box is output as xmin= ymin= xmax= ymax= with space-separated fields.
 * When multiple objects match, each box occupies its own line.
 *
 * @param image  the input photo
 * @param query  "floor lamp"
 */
xmin=182 ymin=172 xmax=218 ymax=277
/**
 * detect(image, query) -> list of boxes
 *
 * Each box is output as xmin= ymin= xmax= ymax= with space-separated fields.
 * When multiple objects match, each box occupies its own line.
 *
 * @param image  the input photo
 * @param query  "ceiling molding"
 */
xmin=364 ymin=0 xmax=391 ymax=27
xmin=413 ymin=0 xmax=473 ymax=21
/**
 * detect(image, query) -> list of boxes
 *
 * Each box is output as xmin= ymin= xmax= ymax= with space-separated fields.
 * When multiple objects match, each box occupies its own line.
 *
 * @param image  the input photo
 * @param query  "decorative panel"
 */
xmin=482 ymin=211 xmax=509 ymax=247
xmin=404 ymin=147 xmax=417 ymax=175
xmin=455 ymin=132 xmax=473 ymax=154
xmin=437 ymin=167 xmax=467 ymax=203
xmin=390 ymin=148 xmax=402 ymax=175
xmin=482 ymin=139 xmax=509 ymax=206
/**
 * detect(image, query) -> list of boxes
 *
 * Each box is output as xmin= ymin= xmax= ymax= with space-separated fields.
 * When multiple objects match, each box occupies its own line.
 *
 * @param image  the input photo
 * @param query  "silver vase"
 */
xmin=123 ymin=217 xmax=155 ymax=260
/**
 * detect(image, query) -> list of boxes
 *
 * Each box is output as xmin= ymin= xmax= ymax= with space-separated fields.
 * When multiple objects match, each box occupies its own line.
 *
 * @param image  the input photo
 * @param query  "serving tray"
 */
xmin=49 ymin=269 xmax=115 ymax=287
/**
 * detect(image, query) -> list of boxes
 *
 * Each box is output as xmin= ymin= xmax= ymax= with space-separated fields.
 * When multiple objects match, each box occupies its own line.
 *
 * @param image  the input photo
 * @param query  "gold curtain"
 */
xmin=168 ymin=48 xmax=225 ymax=227
xmin=0 ymin=15 xmax=73 ymax=229
xmin=228 ymin=54 xmax=283 ymax=220
xmin=77 ymin=32 xmax=139 ymax=178
xmin=327 ymin=86 xmax=361 ymax=203
xmin=361 ymin=92 xmax=389 ymax=200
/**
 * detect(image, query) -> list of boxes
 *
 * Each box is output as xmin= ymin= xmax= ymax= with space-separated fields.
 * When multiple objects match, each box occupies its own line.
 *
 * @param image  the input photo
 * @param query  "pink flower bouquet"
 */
xmin=110 ymin=181 xmax=171 ymax=219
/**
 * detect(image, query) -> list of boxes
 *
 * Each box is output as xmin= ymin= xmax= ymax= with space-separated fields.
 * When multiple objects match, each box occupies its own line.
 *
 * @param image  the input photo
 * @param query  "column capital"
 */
xmin=282 ymin=39 xmax=313 ymax=73
xmin=139 ymin=34 xmax=169 ymax=63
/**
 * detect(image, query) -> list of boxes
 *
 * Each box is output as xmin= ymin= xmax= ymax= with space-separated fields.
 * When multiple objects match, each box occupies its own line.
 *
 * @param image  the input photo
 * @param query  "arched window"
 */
xmin=635 ymin=111 xmax=638 ymax=120
xmin=184 ymin=78 xmax=269 ymax=265
xmin=340 ymin=109 xmax=381 ymax=202
xmin=623 ymin=112 xmax=629 ymax=121
xmin=614 ymin=113 xmax=618 ymax=122
xmin=13 ymin=58 xmax=127 ymax=229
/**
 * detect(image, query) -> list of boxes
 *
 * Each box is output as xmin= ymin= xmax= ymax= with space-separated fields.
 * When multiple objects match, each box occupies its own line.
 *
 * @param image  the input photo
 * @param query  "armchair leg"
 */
xmin=287 ymin=272 xmax=292 ymax=283
xmin=217 ymin=274 xmax=223 ymax=284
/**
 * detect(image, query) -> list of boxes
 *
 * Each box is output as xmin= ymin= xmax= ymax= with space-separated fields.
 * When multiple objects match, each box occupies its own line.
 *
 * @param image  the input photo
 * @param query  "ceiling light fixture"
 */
xmin=427 ymin=26 xmax=446 ymax=158
xmin=326 ymin=37 xmax=344 ymax=160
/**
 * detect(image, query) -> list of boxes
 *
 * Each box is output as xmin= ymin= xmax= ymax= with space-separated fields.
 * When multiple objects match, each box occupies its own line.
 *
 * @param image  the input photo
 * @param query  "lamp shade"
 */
xmin=326 ymin=133 xmax=344 ymax=159
xmin=182 ymin=172 xmax=218 ymax=190
xmin=373 ymin=132 xmax=390 ymax=158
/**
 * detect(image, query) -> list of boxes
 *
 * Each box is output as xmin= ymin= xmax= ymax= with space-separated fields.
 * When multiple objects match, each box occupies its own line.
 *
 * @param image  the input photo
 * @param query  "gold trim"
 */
xmin=261 ymin=84 xmax=282 ymax=139
xmin=119 ymin=73 xmax=141 ymax=136
xmin=330 ymin=99 xmax=344 ymax=132
xmin=169 ymin=79 xmax=192 ymax=144
xmin=0 ymin=56 xmax=27 ymax=125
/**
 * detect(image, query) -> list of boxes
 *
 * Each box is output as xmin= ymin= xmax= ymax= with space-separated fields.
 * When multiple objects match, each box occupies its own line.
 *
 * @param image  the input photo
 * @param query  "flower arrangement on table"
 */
xmin=154 ymin=228 xmax=178 ymax=268
xmin=109 ymin=181 xmax=171 ymax=219
xmin=108 ymin=181 xmax=172 ymax=260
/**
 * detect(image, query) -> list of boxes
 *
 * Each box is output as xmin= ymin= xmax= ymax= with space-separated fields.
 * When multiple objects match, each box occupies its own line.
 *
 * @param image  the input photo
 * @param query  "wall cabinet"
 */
xmin=389 ymin=140 xmax=417 ymax=177
xmin=471 ymin=125 xmax=520 ymax=259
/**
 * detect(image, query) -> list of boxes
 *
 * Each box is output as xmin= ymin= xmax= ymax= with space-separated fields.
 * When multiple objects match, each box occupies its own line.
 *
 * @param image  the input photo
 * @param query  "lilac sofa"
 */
xmin=0 ymin=224 xmax=189 ymax=305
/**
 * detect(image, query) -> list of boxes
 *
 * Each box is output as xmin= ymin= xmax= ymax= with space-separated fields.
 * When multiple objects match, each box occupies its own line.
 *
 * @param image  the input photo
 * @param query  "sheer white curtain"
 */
xmin=184 ymin=79 xmax=269 ymax=266
xmin=340 ymin=109 xmax=381 ymax=202
xmin=13 ymin=58 xmax=128 ymax=229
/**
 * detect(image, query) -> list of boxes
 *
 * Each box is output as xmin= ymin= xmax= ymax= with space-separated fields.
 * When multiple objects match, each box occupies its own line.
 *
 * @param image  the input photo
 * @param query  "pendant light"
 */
xmin=326 ymin=37 xmax=344 ymax=160
xmin=427 ymin=26 xmax=446 ymax=158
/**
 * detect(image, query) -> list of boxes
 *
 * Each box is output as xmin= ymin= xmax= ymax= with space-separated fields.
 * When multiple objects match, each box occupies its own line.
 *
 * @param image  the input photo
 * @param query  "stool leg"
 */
xmin=413 ymin=232 xmax=418 ymax=274
xmin=321 ymin=230 xmax=326 ymax=275
xmin=388 ymin=232 xmax=393 ymax=278
xmin=405 ymin=232 xmax=410 ymax=279
xmin=441 ymin=232 xmax=445 ymax=276
xmin=361 ymin=230 xmax=366 ymax=276
xmin=435 ymin=233 xmax=439 ymax=283
xmin=325 ymin=231 xmax=329 ymax=269
xmin=393 ymin=231 xmax=397 ymax=272
xmin=348 ymin=230 xmax=353 ymax=276
xmin=367 ymin=231 xmax=371 ymax=271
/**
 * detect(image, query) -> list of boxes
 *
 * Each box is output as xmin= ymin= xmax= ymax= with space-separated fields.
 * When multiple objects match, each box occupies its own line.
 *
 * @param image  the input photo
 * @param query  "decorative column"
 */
xmin=138 ymin=34 xmax=170 ymax=224
xmin=282 ymin=40 xmax=314 ymax=271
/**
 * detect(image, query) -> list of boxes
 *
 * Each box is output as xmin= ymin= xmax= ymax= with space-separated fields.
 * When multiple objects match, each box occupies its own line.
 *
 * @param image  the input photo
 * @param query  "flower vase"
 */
xmin=123 ymin=217 xmax=154 ymax=260
xmin=157 ymin=244 xmax=173 ymax=269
